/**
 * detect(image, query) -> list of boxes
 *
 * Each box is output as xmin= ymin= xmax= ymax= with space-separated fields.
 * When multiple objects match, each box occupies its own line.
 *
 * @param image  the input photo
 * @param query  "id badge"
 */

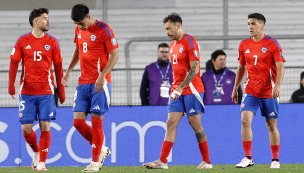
xmin=160 ymin=80 xmax=170 ymax=98
xmin=160 ymin=86 xmax=170 ymax=98
xmin=213 ymin=90 xmax=222 ymax=102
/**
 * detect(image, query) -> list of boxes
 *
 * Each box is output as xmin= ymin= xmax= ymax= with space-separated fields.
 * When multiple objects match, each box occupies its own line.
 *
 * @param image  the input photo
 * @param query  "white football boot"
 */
xmin=270 ymin=161 xmax=280 ymax=168
xmin=31 ymin=152 xmax=39 ymax=170
xmin=98 ymin=146 xmax=111 ymax=169
xmin=82 ymin=162 xmax=99 ymax=172
xmin=196 ymin=161 xmax=213 ymax=169
xmin=236 ymin=157 xmax=254 ymax=168
xmin=37 ymin=162 xmax=47 ymax=171
xmin=143 ymin=159 xmax=168 ymax=169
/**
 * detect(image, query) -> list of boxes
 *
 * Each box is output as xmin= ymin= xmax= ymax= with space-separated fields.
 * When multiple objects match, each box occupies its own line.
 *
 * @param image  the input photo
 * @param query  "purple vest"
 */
xmin=146 ymin=62 xmax=173 ymax=105
xmin=202 ymin=69 xmax=236 ymax=104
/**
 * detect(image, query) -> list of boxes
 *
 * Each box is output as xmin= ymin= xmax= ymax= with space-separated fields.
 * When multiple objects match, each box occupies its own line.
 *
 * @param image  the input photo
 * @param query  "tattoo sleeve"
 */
xmin=179 ymin=60 xmax=199 ymax=89
xmin=196 ymin=130 xmax=206 ymax=140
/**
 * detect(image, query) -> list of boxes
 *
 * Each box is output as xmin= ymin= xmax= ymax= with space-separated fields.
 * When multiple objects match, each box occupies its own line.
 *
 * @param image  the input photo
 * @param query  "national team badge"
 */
xmin=241 ymin=103 xmax=245 ymax=108
xmin=19 ymin=113 xmax=23 ymax=118
xmin=179 ymin=47 xmax=183 ymax=53
xmin=226 ymin=79 xmax=232 ymax=85
xmin=44 ymin=44 xmax=50 ymax=51
xmin=111 ymin=37 xmax=117 ymax=46
xmin=261 ymin=47 xmax=268 ymax=53
xmin=193 ymin=50 xmax=198 ymax=57
xmin=280 ymin=52 xmax=284 ymax=59
xmin=90 ymin=34 xmax=96 ymax=41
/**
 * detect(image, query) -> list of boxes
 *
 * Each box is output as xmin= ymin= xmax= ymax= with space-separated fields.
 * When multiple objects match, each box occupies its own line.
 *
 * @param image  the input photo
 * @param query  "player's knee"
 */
xmin=166 ymin=119 xmax=178 ymax=129
xmin=22 ymin=128 xmax=32 ymax=135
xmin=241 ymin=118 xmax=251 ymax=127
xmin=73 ymin=119 xmax=84 ymax=129
xmin=266 ymin=123 xmax=277 ymax=132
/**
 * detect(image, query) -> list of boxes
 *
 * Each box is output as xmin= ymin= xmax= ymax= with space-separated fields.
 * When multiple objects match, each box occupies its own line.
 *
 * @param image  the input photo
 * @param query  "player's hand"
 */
xmin=61 ymin=73 xmax=70 ymax=87
xmin=170 ymin=87 xmax=182 ymax=101
xmin=272 ymin=85 xmax=280 ymax=98
xmin=10 ymin=95 xmax=15 ymax=99
xmin=231 ymin=89 xmax=238 ymax=104
xmin=95 ymin=76 xmax=105 ymax=93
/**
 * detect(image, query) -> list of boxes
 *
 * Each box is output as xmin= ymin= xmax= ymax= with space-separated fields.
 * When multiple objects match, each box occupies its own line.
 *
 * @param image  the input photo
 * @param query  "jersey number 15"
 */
xmin=34 ymin=51 xmax=42 ymax=61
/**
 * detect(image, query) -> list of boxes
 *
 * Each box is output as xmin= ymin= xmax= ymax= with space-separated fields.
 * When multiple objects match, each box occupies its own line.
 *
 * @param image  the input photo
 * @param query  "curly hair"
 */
xmin=29 ymin=8 xmax=49 ymax=27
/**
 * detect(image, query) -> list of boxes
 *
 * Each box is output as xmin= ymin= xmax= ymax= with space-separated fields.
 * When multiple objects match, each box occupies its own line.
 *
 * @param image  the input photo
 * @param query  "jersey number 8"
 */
xmin=83 ymin=42 xmax=88 ymax=53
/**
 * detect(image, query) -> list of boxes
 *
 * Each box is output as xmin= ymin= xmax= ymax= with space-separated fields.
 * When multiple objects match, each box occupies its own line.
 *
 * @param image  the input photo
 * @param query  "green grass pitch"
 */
xmin=0 ymin=164 xmax=303 ymax=173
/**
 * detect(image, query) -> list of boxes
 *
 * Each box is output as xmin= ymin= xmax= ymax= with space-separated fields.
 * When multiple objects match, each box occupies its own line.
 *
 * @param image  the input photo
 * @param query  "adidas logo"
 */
xmin=42 ymin=148 xmax=49 ymax=152
xmin=49 ymin=112 xmax=53 ymax=117
xmin=78 ymin=34 xmax=81 ymax=38
xmin=93 ymin=105 xmax=100 ymax=110
xmin=245 ymin=49 xmax=250 ymax=53
xmin=189 ymin=109 xmax=195 ymax=113
xmin=25 ymin=45 xmax=31 ymax=49
xmin=269 ymin=112 xmax=275 ymax=116
xmin=92 ymin=144 xmax=97 ymax=148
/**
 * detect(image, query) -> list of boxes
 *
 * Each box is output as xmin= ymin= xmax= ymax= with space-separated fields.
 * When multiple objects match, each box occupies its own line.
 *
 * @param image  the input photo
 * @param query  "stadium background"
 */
xmin=0 ymin=0 xmax=303 ymax=167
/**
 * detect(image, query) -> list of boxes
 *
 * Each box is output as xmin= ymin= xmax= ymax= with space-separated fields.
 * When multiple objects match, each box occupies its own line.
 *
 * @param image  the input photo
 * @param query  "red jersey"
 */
xmin=10 ymin=32 xmax=63 ymax=95
xmin=74 ymin=20 xmax=119 ymax=85
xmin=169 ymin=34 xmax=205 ymax=95
xmin=238 ymin=35 xmax=286 ymax=98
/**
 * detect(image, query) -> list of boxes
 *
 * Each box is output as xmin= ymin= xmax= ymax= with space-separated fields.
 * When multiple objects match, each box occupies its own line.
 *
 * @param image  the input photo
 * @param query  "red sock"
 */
xmin=243 ymin=141 xmax=252 ymax=158
xmin=39 ymin=131 xmax=51 ymax=162
xmin=271 ymin=145 xmax=280 ymax=160
xmin=91 ymin=118 xmax=104 ymax=162
xmin=198 ymin=141 xmax=211 ymax=164
xmin=73 ymin=119 xmax=93 ymax=145
xmin=159 ymin=141 xmax=174 ymax=163
xmin=23 ymin=130 xmax=39 ymax=152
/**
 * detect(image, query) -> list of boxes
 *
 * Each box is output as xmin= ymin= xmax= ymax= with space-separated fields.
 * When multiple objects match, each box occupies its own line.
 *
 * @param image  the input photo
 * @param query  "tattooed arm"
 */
xmin=171 ymin=60 xmax=199 ymax=101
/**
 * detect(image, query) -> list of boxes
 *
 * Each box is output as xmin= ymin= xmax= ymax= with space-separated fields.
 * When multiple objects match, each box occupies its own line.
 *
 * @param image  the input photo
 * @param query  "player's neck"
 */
xmin=177 ymin=31 xmax=185 ymax=41
xmin=31 ymin=29 xmax=45 ymax=38
xmin=252 ymin=33 xmax=264 ymax=42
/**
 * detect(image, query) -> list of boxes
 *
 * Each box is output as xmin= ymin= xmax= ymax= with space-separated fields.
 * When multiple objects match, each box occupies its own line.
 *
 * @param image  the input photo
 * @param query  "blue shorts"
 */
xmin=240 ymin=93 xmax=279 ymax=119
xmin=73 ymin=83 xmax=112 ymax=115
xmin=19 ymin=95 xmax=56 ymax=124
xmin=168 ymin=93 xmax=205 ymax=116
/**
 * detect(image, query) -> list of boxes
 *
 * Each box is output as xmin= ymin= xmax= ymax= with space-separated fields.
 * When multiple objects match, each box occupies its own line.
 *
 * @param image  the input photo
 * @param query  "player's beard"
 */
xmin=40 ymin=25 xmax=49 ymax=32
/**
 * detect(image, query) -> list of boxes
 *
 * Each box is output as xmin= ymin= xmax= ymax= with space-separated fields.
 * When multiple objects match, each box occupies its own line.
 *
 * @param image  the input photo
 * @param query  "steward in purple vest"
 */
xmin=140 ymin=43 xmax=173 ymax=105
xmin=201 ymin=50 xmax=242 ymax=105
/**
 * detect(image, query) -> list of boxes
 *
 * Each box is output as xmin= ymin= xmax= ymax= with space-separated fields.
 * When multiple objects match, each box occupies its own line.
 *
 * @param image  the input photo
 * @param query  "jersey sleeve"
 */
xmin=238 ymin=41 xmax=246 ymax=65
xmin=10 ymin=38 xmax=23 ymax=62
xmin=184 ymin=35 xmax=200 ymax=62
xmin=74 ymin=26 xmax=79 ymax=48
xmin=270 ymin=39 xmax=286 ymax=63
xmin=101 ymin=26 xmax=119 ymax=53
xmin=52 ymin=38 xmax=63 ymax=64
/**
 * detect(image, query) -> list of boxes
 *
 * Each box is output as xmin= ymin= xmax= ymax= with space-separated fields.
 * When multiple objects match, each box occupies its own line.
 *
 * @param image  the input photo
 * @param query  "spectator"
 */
xmin=140 ymin=43 xmax=173 ymax=105
xmin=201 ymin=50 xmax=242 ymax=104
xmin=290 ymin=72 xmax=304 ymax=103
xmin=205 ymin=59 xmax=213 ymax=71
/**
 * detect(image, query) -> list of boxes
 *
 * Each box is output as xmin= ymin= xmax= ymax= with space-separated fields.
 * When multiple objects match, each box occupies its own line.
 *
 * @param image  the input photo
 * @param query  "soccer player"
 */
xmin=143 ymin=13 xmax=212 ymax=169
xmin=61 ymin=4 xmax=119 ymax=172
xmin=8 ymin=8 xmax=65 ymax=171
xmin=231 ymin=13 xmax=285 ymax=169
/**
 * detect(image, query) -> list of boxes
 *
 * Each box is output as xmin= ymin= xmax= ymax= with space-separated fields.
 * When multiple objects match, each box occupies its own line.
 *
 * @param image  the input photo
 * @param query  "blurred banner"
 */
xmin=0 ymin=104 xmax=303 ymax=167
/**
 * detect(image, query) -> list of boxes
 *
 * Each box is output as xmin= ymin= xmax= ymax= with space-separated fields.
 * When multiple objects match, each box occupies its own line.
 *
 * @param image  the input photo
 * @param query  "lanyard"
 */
xmin=155 ymin=62 xmax=170 ymax=80
xmin=211 ymin=69 xmax=226 ymax=86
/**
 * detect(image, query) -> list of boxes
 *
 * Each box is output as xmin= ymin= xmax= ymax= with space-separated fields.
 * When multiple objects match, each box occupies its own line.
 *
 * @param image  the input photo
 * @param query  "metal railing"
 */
xmin=1 ymin=67 xmax=303 ymax=107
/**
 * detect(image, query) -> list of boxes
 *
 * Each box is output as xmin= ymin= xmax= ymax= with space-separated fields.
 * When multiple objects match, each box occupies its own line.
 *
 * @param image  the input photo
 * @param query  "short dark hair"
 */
xmin=158 ymin=43 xmax=169 ymax=49
xmin=163 ymin=12 xmax=182 ymax=25
xmin=71 ymin=4 xmax=89 ymax=21
xmin=29 ymin=8 xmax=49 ymax=27
xmin=248 ymin=13 xmax=266 ymax=24
xmin=211 ymin=50 xmax=226 ymax=61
